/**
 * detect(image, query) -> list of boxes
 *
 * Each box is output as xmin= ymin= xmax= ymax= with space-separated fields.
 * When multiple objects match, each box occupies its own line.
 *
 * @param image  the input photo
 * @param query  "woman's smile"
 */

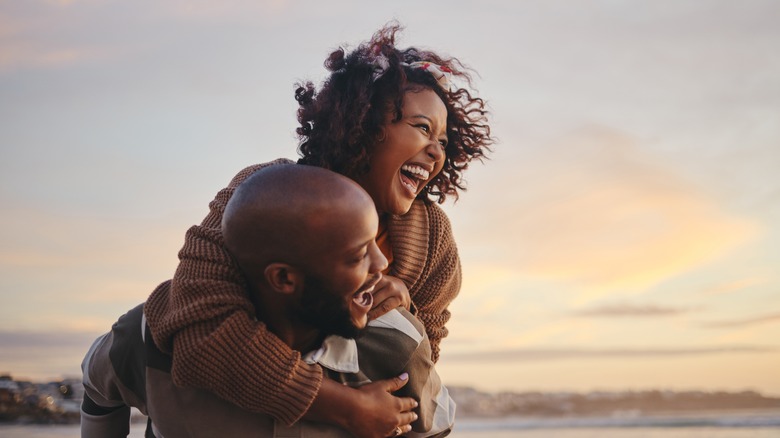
xmin=399 ymin=163 xmax=432 ymax=196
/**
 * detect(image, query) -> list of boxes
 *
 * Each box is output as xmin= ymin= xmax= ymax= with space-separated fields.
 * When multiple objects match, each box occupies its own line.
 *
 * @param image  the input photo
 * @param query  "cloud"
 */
xmin=0 ymin=201 xmax=182 ymax=331
xmin=0 ymin=44 xmax=103 ymax=71
xmin=699 ymin=277 xmax=766 ymax=296
xmin=573 ymin=303 xmax=695 ymax=317
xmin=702 ymin=312 xmax=780 ymax=328
xmin=0 ymin=329 xmax=101 ymax=350
xmin=455 ymin=126 xmax=760 ymax=301
xmin=0 ymin=328 xmax=103 ymax=380
xmin=162 ymin=0 xmax=292 ymax=21
xmin=0 ymin=203 xmax=182 ymax=271
xmin=0 ymin=2 xmax=110 ymax=71
xmin=442 ymin=345 xmax=779 ymax=363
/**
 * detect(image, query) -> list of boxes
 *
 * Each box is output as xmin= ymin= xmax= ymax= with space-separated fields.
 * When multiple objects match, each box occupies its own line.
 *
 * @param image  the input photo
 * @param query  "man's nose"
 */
xmin=370 ymin=241 xmax=389 ymax=273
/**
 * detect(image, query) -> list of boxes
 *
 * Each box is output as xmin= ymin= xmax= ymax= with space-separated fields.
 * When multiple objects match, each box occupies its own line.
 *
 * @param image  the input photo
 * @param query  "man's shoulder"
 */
xmin=356 ymin=310 xmax=428 ymax=380
xmin=369 ymin=308 xmax=426 ymax=344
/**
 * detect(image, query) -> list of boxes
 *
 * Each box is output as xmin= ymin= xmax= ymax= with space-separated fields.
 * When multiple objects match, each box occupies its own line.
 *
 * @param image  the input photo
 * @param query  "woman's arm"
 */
xmin=144 ymin=160 xmax=326 ymax=424
xmin=307 ymin=377 xmax=418 ymax=438
xmin=408 ymin=203 xmax=462 ymax=363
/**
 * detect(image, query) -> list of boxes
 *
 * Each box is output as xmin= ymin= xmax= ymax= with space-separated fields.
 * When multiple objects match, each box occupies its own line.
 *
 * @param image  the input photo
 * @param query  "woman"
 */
xmin=144 ymin=23 xmax=492 ymax=438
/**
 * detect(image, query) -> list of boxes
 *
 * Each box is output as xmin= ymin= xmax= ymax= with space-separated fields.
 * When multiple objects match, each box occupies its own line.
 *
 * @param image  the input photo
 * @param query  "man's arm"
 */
xmin=81 ymin=305 xmax=148 ymax=438
xmin=80 ymin=393 xmax=131 ymax=438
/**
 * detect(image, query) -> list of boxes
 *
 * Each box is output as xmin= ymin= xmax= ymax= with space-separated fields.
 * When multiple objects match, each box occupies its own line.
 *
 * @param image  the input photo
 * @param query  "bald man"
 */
xmin=80 ymin=164 xmax=455 ymax=438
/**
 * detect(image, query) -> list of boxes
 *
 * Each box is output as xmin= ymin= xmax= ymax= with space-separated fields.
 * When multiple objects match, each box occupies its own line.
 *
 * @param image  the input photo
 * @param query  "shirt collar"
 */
xmin=302 ymin=335 xmax=359 ymax=373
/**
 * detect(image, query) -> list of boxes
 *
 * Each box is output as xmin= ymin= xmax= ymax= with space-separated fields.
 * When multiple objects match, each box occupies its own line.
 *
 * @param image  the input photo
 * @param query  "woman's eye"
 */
xmin=417 ymin=124 xmax=430 ymax=133
xmin=438 ymin=139 xmax=448 ymax=148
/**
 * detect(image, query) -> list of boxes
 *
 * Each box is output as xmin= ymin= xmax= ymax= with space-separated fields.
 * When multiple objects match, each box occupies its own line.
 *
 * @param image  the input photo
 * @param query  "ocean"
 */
xmin=2 ymin=410 xmax=780 ymax=437
xmin=1 ymin=425 xmax=779 ymax=437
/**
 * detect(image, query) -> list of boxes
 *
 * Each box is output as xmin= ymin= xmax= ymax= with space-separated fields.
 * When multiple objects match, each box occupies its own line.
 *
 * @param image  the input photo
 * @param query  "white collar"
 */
xmin=302 ymin=335 xmax=359 ymax=373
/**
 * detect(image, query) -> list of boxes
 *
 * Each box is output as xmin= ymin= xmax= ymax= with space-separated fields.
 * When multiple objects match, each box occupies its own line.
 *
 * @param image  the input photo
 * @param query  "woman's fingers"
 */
xmin=369 ymin=296 xmax=401 ymax=320
xmin=382 ymin=372 xmax=411 ymax=393
xmin=369 ymin=275 xmax=411 ymax=320
xmin=384 ymin=374 xmax=419 ymax=436
xmin=346 ymin=374 xmax=419 ymax=438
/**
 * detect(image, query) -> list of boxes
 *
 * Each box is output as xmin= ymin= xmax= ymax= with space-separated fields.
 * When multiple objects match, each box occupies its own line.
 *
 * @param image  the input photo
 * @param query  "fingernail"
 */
xmin=413 ymin=400 xmax=419 ymax=407
xmin=399 ymin=372 xmax=409 ymax=380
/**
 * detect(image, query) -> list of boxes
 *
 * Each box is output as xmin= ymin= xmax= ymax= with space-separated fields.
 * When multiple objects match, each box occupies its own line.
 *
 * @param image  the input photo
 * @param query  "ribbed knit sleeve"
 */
xmin=389 ymin=202 xmax=462 ymax=363
xmin=143 ymin=159 xmax=323 ymax=425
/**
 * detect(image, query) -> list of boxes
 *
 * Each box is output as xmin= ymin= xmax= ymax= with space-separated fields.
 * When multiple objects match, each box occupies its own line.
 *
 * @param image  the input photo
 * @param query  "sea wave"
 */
xmin=456 ymin=409 xmax=780 ymax=430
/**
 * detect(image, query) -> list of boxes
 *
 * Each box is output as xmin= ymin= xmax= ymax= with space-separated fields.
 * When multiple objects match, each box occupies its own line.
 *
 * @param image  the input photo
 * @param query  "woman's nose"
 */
xmin=426 ymin=140 xmax=445 ymax=162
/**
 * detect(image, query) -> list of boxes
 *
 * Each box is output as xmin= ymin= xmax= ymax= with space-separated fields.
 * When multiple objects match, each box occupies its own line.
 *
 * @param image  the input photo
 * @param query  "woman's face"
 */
xmin=358 ymin=88 xmax=448 ymax=216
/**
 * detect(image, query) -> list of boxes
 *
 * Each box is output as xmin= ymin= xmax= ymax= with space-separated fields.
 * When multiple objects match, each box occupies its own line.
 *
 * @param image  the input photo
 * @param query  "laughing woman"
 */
xmin=144 ymin=23 xmax=492 ymax=438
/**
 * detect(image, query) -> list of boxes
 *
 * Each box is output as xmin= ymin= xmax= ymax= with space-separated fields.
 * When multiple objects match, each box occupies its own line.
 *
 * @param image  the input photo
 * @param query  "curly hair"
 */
xmin=296 ymin=23 xmax=493 ymax=204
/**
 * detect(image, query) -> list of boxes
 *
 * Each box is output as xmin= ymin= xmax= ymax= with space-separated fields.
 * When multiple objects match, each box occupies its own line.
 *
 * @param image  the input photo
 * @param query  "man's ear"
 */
xmin=264 ymin=263 xmax=302 ymax=295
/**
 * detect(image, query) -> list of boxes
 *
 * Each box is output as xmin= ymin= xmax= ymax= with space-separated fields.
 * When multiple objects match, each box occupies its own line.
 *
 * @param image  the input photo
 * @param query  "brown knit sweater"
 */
xmin=144 ymin=159 xmax=462 ymax=425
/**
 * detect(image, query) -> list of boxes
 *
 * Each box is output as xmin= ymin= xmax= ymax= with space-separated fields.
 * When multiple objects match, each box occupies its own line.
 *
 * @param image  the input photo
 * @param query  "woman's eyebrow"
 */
xmin=410 ymin=114 xmax=445 ymax=132
xmin=409 ymin=114 xmax=433 ymax=123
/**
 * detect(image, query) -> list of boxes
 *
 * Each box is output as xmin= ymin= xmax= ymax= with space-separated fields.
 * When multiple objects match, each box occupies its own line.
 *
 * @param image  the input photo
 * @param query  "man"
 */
xmin=81 ymin=165 xmax=455 ymax=437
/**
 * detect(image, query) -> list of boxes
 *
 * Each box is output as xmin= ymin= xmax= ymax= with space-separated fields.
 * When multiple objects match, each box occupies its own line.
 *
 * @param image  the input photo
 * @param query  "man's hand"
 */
xmin=368 ymin=275 xmax=411 ymax=321
xmin=306 ymin=374 xmax=418 ymax=438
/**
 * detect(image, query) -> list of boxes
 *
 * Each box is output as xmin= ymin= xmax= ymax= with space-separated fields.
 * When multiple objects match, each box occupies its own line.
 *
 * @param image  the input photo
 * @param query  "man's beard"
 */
xmin=297 ymin=275 xmax=363 ymax=339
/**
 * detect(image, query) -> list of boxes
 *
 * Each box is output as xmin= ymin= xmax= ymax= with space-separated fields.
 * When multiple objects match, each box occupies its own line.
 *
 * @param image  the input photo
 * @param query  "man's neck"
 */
xmin=289 ymin=325 xmax=325 ymax=353
xmin=253 ymin=289 xmax=325 ymax=353
xmin=258 ymin=306 xmax=324 ymax=353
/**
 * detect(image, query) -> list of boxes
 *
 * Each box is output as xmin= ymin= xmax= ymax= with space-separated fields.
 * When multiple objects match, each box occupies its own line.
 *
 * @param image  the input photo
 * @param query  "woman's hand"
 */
xmin=350 ymin=374 xmax=418 ymax=437
xmin=368 ymin=274 xmax=411 ymax=321
xmin=306 ymin=374 xmax=418 ymax=438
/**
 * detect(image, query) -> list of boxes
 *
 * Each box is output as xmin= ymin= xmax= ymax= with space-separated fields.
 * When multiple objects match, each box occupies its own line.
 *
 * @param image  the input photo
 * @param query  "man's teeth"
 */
xmin=355 ymin=284 xmax=375 ymax=298
xmin=401 ymin=164 xmax=430 ymax=180
xmin=354 ymin=290 xmax=373 ymax=306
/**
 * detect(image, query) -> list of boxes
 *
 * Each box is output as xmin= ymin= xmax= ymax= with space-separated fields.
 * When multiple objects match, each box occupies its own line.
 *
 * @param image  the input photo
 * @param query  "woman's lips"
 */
xmin=399 ymin=163 xmax=432 ymax=197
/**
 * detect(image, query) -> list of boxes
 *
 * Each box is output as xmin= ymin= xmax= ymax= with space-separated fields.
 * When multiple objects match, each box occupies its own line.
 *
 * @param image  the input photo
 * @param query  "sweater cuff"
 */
xmin=267 ymin=360 xmax=324 ymax=426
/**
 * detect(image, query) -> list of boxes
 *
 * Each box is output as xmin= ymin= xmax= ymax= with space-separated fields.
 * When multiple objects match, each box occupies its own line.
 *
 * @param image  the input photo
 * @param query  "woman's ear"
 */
xmin=264 ymin=263 xmax=302 ymax=295
xmin=376 ymin=126 xmax=387 ymax=143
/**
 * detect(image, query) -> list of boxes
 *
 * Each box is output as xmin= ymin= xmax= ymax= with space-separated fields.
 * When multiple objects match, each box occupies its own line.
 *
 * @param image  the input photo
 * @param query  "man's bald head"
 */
xmin=222 ymin=164 xmax=375 ymax=286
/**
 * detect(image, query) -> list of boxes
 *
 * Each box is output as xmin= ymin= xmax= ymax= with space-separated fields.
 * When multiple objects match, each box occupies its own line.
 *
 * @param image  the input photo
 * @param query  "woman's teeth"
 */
xmin=400 ymin=174 xmax=417 ymax=194
xmin=400 ymin=164 xmax=429 ymax=194
xmin=401 ymin=164 xmax=430 ymax=180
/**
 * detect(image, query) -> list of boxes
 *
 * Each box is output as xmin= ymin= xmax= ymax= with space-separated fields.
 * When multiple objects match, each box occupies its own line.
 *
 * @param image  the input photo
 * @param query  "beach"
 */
xmin=2 ymin=424 xmax=780 ymax=438
xmin=4 ymin=410 xmax=780 ymax=438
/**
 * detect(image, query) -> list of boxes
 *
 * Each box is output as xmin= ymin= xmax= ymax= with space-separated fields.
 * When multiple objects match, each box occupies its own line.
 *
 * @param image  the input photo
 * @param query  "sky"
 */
xmin=1 ymin=0 xmax=779 ymax=396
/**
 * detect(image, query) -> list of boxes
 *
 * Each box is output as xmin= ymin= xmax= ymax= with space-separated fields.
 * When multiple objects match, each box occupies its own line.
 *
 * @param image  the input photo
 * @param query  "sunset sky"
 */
xmin=1 ymin=1 xmax=779 ymax=396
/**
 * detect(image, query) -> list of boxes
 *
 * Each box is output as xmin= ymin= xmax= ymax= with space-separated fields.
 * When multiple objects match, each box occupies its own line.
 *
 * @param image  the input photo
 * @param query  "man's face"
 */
xmin=301 ymin=192 xmax=388 ymax=336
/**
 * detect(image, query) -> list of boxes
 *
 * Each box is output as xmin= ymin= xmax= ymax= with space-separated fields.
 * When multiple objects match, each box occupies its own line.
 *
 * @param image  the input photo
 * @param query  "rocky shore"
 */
xmin=2 ymin=373 xmax=779 ymax=425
